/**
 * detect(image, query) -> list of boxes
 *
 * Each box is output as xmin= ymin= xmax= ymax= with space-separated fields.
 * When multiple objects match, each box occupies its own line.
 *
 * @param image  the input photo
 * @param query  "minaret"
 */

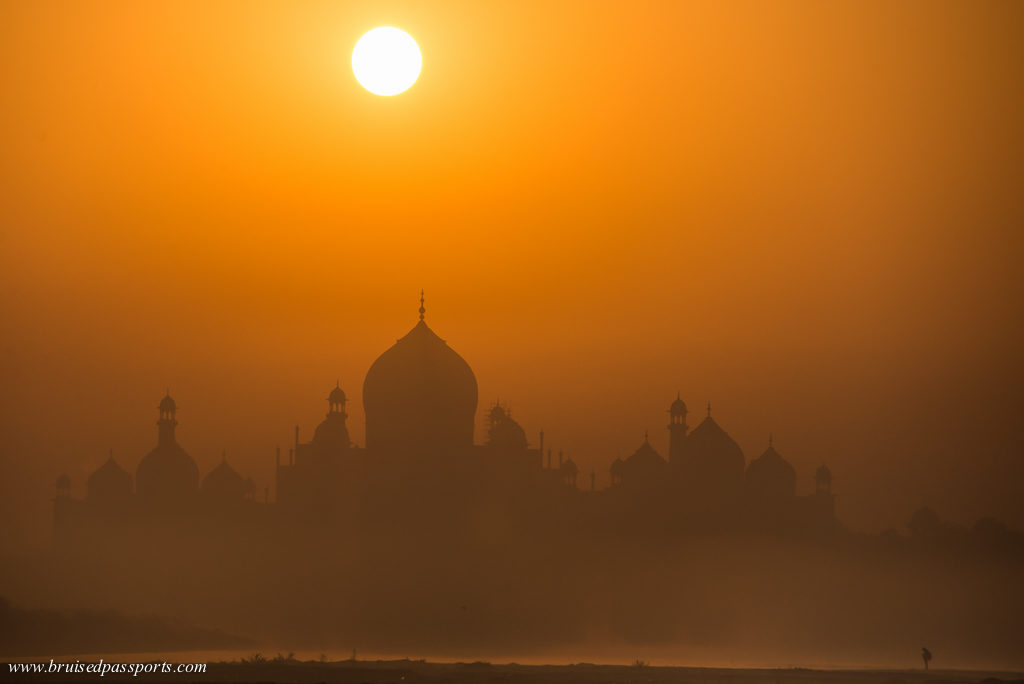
xmin=668 ymin=392 xmax=689 ymax=466
xmin=157 ymin=391 xmax=178 ymax=446
xmin=328 ymin=381 xmax=347 ymax=418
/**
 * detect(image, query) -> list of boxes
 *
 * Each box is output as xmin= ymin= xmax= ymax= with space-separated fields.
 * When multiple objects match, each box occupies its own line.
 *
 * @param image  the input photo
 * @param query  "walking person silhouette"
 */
xmin=922 ymin=647 xmax=932 ymax=671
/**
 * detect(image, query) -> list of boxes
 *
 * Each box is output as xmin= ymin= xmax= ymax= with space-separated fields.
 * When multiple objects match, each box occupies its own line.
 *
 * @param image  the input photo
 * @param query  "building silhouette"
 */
xmin=54 ymin=295 xmax=838 ymax=540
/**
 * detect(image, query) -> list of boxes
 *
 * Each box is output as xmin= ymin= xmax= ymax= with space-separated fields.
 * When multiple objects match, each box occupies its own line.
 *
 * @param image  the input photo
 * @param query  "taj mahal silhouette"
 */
xmin=54 ymin=293 xmax=838 ymax=541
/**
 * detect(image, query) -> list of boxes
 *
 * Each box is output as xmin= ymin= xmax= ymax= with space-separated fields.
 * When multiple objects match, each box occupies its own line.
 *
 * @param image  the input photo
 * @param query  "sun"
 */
xmin=351 ymin=27 xmax=422 ymax=96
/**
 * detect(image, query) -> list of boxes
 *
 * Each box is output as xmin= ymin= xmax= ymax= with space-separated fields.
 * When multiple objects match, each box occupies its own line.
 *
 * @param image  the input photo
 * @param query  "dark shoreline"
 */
xmin=5 ymin=657 xmax=1024 ymax=684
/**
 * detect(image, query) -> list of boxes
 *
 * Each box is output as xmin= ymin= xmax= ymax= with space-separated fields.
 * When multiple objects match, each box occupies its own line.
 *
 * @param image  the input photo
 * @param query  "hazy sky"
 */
xmin=2 ymin=0 xmax=1023 ymax=548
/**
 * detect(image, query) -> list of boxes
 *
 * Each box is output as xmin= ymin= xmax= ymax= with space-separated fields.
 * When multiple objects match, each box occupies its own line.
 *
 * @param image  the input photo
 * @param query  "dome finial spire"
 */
xmin=418 ymin=289 xmax=425 ymax=321
xmin=707 ymin=401 xmax=711 ymax=417
xmin=769 ymin=433 xmax=773 ymax=447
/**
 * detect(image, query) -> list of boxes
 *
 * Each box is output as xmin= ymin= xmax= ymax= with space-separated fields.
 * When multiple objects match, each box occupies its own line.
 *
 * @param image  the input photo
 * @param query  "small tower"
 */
xmin=560 ymin=456 xmax=578 ymax=488
xmin=815 ymin=464 xmax=832 ymax=495
xmin=313 ymin=383 xmax=351 ymax=455
xmin=668 ymin=392 xmax=689 ymax=466
xmin=55 ymin=474 xmax=71 ymax=499
xmin=328 ymin=383 xmax=347 ymax=417
xmin=157 ymin=391 xmax=178 ymax=446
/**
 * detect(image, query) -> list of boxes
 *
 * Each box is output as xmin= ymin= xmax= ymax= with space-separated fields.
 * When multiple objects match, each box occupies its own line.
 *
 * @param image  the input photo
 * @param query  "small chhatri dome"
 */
xmin=159 ymin=391 xmax=176 ymax=413
xmin=328 ymin=384 xmax=347 ymax=404
xmin=485 ymin=401 xmax=527 ymax=451
xmin=670 ymin=392 xmax=687 ymax=415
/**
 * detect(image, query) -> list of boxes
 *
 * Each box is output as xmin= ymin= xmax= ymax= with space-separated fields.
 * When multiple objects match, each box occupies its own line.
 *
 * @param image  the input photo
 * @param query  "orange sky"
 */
xmin=2 ymin=0 xmax=1023 ymax=548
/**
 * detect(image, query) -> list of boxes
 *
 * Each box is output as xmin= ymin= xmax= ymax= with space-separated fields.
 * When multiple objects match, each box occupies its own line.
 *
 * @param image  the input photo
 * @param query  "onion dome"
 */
xmin=88 ymin=454 xmax=133 ymax=504
xmin=745 ymin=437 xmax=796 ymax=498
xmin=685 ymin=413 xmax=745 ymax=482
xmin=362 ymin=294 xmax=478 ymax=457
xmin=201 ymin=454 xmax=247 ymax=502
xmin=618 ymin=432 xmax=667 ymax=486
xmin=136 ymin=442 xmax=198 ymax=508
xmin=627 ymin=433 xmax=666 ymax=468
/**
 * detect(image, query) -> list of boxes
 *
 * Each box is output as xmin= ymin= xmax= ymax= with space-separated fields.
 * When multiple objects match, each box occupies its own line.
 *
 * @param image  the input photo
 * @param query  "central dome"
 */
xmin=363 ymin=315 xmax=478 ymax=459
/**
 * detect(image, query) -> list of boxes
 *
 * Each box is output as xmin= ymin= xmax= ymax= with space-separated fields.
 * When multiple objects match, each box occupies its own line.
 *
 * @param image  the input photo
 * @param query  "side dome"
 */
xmin=618 ymin=434 xmax=667 ymax=486
xmin=202 ymin=456 xmax=247 ymax=502
xmin=746 ymin=441 xmax=797 ymax=499
xmin=363 ymin=316 xmax=478 ymax=458
xmin=684 ymin=414 xmax=745 ymax=493
xmin=87 ymin=455 xmax=133 ymax=505
xmin=313 ymin=413 xmax=350 ymax=453
xmin=136 ymin=442 xmax=199 ymax=509
xmin=313 ymin=383 xmax=351 ymax=456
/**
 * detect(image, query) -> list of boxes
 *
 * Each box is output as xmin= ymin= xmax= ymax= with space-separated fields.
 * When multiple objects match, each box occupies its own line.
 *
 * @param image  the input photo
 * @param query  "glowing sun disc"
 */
xmin=352 ymin=27 xmax=422 ymax=96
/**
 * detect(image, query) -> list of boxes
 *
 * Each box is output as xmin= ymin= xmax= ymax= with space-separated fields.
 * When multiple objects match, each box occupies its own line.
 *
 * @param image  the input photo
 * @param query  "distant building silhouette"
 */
xmin=54 ymin=295 xmax=839 ymax=540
